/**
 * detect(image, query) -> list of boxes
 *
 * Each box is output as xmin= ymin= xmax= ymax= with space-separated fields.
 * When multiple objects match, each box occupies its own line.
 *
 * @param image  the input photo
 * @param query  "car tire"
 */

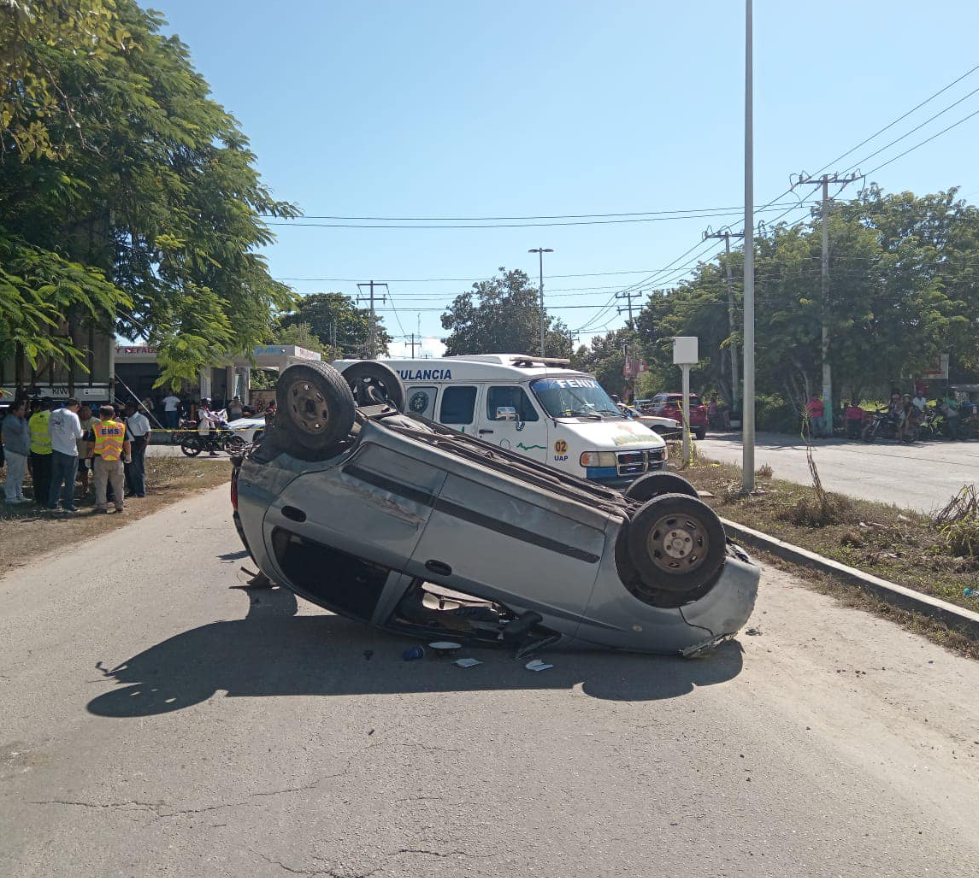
xmin=624 ymin=472 xmax=699 ymax=504
xmin=694 ymin=427 xmax=706 ymax=441
xmin=180 ymin=436 xmax=203 ymax=457
xmin=275 ymin=361 xmax=356 ymax=458
xmin=628 ymin=493 xmax=726 ymax=594
xmin=340 ymin=361 xmax=406 ymax=412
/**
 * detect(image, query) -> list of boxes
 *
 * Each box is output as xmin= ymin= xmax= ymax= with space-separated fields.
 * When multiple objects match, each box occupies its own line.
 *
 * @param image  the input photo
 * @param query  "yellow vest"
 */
xmin=93 ymin=419 xmax=127 ymax=462
xmin=29 ymin=410 xmax=52 ymax=454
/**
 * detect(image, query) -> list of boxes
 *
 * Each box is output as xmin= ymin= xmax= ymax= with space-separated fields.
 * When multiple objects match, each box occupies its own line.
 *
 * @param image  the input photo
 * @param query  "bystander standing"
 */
xmin=28 ymin=397 xmax=54 ymax=504
xmin=162 ymin=391 xmax=182 ymax=430
xmin=124 ymin=401 xmax=150 ymax=498
xmin=48 ymin=398 xmax=83 ymax=513
xmin=86 ymin=405 xmax=132 ymax=513
xmin=2 ymin=401 xmax=30 ymax=504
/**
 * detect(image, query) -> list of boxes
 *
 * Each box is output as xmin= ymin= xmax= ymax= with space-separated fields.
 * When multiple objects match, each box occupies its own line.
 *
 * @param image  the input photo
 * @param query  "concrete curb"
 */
xmin=721 ymin=517 xmax=979 ymax=639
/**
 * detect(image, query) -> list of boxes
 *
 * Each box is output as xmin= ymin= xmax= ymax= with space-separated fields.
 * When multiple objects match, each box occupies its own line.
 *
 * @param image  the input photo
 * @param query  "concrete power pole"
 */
xmin=409 ymin=333 xmax=417 ymax=357
xmin=793 ymin=171 xmax=862 ymax=435
xmin=615 ymin=289 xmax=642 ymax=328
xmin=356 ymin=280 xmax=388 ymax=359
xmin=703 ymin=229 xmax=745 ymax=413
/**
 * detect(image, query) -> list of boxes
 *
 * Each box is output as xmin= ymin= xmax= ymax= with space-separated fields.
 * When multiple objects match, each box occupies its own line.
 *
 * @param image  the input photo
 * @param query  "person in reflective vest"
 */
xmin=87 ymin=405 xmax=132 ymax=513
xmin=28 ymin=397 xmax=54 ymax=505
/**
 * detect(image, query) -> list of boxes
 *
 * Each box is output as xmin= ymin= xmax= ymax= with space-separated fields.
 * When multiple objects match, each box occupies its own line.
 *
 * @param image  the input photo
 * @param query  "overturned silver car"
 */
xmin=231 ymin=361 xmax=758 ymax=656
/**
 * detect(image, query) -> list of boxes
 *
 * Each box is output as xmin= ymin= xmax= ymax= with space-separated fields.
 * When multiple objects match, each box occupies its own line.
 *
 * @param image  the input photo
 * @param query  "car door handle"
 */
xmin=478 ymin=429 xmax=494 ymax=434
xmin=425 ymin=560 xmax=452 ymax=577
xmin=282 ymin=505 xmax=307 ymax=523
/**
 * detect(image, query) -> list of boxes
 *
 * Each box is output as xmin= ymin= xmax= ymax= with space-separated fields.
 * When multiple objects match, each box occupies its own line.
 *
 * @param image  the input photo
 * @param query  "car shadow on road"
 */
xmin=87 ymin=585 xmax=744 ymax=717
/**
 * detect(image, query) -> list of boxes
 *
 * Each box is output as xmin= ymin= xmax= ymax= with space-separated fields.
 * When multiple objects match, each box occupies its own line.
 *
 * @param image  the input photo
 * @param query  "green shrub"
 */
xmin=942 ymin=517 xmax=979 ymax=557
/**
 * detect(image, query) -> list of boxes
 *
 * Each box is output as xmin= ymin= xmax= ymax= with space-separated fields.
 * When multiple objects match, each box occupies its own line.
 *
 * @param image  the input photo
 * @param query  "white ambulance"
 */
xmin=335 ymin=354 xmax=668 ymax=486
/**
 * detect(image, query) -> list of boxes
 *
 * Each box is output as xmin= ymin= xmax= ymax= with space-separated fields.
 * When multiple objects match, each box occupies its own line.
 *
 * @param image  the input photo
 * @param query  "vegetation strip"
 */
xmin=721 ymin=517 xmax=979 ymax=639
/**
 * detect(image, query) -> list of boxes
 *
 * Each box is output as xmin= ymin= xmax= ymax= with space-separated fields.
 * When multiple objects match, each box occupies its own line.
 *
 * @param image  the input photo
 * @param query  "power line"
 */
xmin=863 ymin=105 xmax=979 ymax=177
xmin=842 ymin=82 xmax=979 ymax=174
xmin=815 ymin=60 xmax=979 ymax=176
xmin=265 ymin=203 xmax=816 ymax=230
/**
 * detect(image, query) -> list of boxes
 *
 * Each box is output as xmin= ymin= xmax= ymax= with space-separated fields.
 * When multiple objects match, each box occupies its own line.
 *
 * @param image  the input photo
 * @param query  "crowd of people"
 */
xmin=1 ymin=397 xmax=149 ymax=512
xmin=806 ymin=388 xmax=978 ymax=442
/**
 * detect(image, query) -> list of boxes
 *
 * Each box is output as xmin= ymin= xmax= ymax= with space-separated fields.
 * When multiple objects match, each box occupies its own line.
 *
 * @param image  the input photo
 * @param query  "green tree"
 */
xmin=0 ymin=0 xmax=297 ymax=386
xmin=440 ymin=267 xmax=571 ymax=357
xmin=278 ymin=293 xmax=390 ymax=359
xmin=571 ymin=327 xmax=638 ymax=398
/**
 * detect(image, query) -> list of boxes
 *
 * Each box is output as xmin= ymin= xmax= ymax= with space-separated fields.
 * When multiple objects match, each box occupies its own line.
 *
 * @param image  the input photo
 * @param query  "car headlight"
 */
xmin=580 ymin=451 xmax=617 ymax=467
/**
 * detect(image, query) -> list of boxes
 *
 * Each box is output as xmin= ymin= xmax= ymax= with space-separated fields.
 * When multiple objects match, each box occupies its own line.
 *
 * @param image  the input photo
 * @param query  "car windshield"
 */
xmin=531 ymin=377 xmax=621 ymax=419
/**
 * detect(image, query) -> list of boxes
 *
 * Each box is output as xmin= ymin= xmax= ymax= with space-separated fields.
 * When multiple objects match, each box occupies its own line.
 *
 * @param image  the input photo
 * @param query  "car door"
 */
xmin=477 ymin=384 xmax=548 ymax=462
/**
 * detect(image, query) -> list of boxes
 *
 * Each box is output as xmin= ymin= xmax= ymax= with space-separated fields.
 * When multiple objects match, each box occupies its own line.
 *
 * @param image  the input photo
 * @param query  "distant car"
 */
xmin=643 ymin=393 xmax=709 ymax=440
xmin=616 ymin=403 xmax=681 ymax=438
xmin=226 ymin=415 xmax=266 ymax=447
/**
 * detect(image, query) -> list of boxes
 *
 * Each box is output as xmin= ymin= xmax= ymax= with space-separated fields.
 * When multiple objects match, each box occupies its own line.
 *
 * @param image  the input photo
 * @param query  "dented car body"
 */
xmin=233 ymin=363 xmax=758 ymax=656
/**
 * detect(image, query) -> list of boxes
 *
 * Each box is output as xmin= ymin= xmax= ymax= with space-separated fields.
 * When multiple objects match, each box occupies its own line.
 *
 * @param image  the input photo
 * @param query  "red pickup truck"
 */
xmin=642 ymin=392 xmax=710 ymax=440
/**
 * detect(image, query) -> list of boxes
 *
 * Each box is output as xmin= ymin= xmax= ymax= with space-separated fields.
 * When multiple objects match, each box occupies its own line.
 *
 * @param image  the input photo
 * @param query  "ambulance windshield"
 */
xmin=531 ymin=377 xmax=621 ymax=419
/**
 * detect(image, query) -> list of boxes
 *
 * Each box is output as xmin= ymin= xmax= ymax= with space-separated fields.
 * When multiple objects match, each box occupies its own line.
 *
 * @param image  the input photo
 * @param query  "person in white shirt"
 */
xmin=162 ymin=393 xmax=182 ymax=430
xmin=196 ymin=398 xmax=220 ymax=457
xmin=47 ymin=398 xmax=84 ymax=512
xmin=912 ymin=391 xmax=927 ymax=412
xmin=124 ymin=401 xmax=151 ymax=497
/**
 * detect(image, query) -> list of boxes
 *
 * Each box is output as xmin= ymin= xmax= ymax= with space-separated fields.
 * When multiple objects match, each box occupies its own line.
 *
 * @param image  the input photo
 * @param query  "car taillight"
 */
xmin=231 ymin=465 xmax=239 ymax=511
xmin=698 ymin=405 xmax=707 ymax=414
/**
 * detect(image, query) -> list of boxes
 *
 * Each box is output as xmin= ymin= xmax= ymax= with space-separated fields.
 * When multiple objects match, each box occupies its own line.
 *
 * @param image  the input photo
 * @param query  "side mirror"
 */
xmin=496 ymin=406 xmax=517 ymax=422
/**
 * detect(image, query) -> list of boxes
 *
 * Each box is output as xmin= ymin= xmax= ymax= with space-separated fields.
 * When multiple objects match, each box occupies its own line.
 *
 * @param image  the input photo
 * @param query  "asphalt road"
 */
xmin=2 ymin=487 xmax=979 ymax=877
xmin=699 ymin=432 xmax=979 ymax=513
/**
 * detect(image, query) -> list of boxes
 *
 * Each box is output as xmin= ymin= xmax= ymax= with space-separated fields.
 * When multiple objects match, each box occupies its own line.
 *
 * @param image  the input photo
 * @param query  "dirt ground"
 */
xmin=0 ymin=457 xmax=231 ymax=573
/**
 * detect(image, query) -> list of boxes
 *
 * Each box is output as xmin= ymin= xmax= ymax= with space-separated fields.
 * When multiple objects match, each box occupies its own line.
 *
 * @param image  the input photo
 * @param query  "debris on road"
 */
xmin=525 ymin=659 xmax=554 ymax=672
xmin=745 ymin=627 xmax=763 ymax=636
xmin=454 ymin=658 xmax=481 ymax=669
xmin=402 ymin=646 xmax=425 ymax=661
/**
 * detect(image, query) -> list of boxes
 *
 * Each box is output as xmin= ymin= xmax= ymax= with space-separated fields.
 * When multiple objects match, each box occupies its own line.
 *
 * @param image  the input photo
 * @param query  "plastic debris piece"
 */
xmin=744 ymin=627 xmax=762 ymax=636
xmin=402 ymin=646 xmax=425 ymax=661
xmin=454 ymin=658 xmax=481 ymax=669
xmin=525 ymin=659 xmax=554 ymax=672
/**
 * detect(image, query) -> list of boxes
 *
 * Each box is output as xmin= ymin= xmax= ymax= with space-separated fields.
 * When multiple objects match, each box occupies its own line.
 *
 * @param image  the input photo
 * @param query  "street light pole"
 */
xmin=528 ymin=248 xmax=553 ymax=358
xmin=742 ymin=0 xmax=756 ymax=493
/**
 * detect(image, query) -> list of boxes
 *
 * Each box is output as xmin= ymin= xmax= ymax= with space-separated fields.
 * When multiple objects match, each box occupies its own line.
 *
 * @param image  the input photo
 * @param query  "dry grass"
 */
xmin=677 ymin=458 xmax=979 ymax=613
xmin=0 ymin=456 xmax=231 ymax=574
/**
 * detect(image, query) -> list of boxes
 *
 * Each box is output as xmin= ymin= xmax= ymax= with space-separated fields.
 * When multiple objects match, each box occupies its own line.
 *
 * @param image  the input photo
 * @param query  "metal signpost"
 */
xmin=673 ymin=336 xmax=699 ymax=466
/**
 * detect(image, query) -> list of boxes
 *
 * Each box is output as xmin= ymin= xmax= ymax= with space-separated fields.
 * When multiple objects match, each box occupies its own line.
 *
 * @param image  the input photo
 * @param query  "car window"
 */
xmin=652 ymin=394 xmax=667 ymax=403
xmin=406 ymin=386 xmax=438 ymax=419
xmin=439 ymin=386 xmax=478 ymax=425
xmin=486 ymin=386 xmax=539 ymax=422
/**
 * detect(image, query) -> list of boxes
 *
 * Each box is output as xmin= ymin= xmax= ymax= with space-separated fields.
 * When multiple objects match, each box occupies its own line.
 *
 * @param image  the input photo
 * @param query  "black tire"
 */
xmin=694 ymin=427 xmax=706 ymax=441
xmin=274 ymin=361 xmax=356 ymax=459
xmin=861 ymin=424 xmax=876 ymax=443
xmin=340 ymin=361 xmax=406 ymax=412
xmin=180 ymin=436 xmax=203 ymax=457
xmin=226 ymin=434 xmax=246 ymax=454
xmin=628 ymin=493 xmax=726 ymax=594
xmin=624 ymin=472 xmax=699 ymax=503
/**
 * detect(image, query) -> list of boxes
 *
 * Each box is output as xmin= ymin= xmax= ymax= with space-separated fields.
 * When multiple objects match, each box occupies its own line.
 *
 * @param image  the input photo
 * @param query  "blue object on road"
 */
xmin=402 ymin=646 xmax=425 ymax=661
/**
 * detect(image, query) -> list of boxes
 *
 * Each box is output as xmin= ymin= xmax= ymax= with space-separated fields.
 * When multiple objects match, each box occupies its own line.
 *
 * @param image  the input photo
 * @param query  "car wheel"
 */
xmin=624 ymin=472 xmax=699 ymax=503
xmin=340 ymin=361 xmax=406 ymax=412
xmin=180 ymin=436 xmax=203 ymax=457
xmin=628 ymin=493 xmax=726 ymax=594
xmin=275 ymin=361 xmax=356 ymax=459
xmin=694 ymin=427 xmax=706 ymax=441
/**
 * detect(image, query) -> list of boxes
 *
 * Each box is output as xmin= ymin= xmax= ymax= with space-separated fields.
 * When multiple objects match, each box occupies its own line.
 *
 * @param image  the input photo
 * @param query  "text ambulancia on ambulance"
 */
xmin=333 ymin=354 xmax=667 ymax=485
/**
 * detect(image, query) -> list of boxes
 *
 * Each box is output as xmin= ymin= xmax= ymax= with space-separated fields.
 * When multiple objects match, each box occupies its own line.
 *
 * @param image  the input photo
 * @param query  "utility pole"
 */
xmin=742 ymin=0 xmax=755 ymax=493
xmin=566 ymin=329 xmax=579 ymax=356
xmin=615 ymin=289 xmax=642 ymax=328
xmin=793 ymin=170 xmax=862 ymax=436
xmin=409 ymin=333 xmax=417 ymax=357
xmin=703 ymin=228 xmax=745 ymax=412
xmin=356 ymin=280 xmax=388 ymax=359
xmin=528 ymin=248 xmax=553 ymax=357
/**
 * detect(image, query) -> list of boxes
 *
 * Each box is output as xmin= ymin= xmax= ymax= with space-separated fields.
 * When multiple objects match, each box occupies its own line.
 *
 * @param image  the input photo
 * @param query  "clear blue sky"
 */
xmin=158 ymin=0 xmax=979 ymax=357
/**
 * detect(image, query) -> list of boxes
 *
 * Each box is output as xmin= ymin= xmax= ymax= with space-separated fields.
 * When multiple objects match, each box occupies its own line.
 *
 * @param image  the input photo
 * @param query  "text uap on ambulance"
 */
xmin=334 ymin=354 xmax=667 ymax=485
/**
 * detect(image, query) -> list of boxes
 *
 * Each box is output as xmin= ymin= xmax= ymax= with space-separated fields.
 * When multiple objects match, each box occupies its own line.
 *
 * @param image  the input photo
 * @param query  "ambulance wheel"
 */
xmin=628 ymin=494 xmax=725 ymax=594
xmin=624 ymin=472 xmax=698 ymax=504
xmin=274 ymin=362 xmax=356 ymax=459
xmin=340 ymin=361 xmax=406 ymax=412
